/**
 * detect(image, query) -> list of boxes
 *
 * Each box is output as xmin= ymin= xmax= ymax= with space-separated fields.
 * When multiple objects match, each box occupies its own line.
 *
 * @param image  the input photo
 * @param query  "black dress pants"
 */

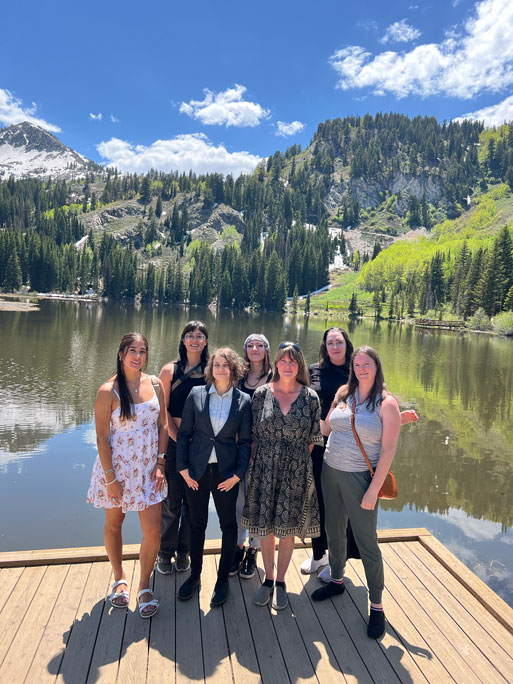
xmin=311 ymin=443 xmax=328 ymax=560
xmin=159 ymin=439 xmax=190 ymax=560
xmin=184 ymin=463 xmax=238 ymax=583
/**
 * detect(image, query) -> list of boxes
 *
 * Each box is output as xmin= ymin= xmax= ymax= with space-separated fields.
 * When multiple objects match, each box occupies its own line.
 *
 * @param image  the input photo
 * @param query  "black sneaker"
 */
xmin=311 ymin=581 xmax=345 ymax=601
xmin=240 ymin=547 xmax=258 ymax=579
xmin=367 ymin=608 xmax=386 ymax=639
xmin=210 ymin=580 xmax=229 ymax=607
xmin=229 ymin=546 xmax=245 ymax=576
xmin=156 ymin=556 xmax=174 ymax=575
xmin=175 ymin=552 xmax=190 ymax=572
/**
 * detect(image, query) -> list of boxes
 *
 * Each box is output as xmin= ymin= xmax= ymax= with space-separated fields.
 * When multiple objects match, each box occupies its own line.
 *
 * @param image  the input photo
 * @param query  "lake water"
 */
xmin=1 ymin=300 xmax=512 ymax=606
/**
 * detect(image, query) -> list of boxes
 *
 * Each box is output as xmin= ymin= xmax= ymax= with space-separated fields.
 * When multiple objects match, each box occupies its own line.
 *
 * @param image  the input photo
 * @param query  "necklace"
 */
xmin=245 ymin=371 xmax=267 ymax=388
xmin=127 ymin=380 xmax=140 ymax=393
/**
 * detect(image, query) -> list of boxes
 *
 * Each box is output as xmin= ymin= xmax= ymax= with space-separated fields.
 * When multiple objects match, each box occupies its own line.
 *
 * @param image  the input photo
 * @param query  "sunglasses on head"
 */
xmin=278 ymin=341 xmax=301 ymax=352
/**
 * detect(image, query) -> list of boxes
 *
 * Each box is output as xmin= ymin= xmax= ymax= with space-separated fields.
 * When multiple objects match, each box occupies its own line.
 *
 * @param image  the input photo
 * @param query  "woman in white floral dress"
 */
xmin=87 ymin=333 xmax=168 ymax=618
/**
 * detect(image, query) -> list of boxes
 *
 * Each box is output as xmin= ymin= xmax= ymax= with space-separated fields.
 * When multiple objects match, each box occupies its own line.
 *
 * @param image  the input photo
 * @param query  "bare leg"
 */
xmin=138 ymin=503 xmax=162 ymax=614
xmin=276 ymin=536 xmax=295 ymax=582
xmin=260 ymin=534 xmax=276 ymax=580
xmin=104 ymin=507 xmax=127 ymax=605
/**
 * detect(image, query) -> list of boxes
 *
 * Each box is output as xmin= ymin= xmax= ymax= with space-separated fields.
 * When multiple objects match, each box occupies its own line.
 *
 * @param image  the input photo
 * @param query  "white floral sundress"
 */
xmin=86 ymin=386 xmax=167 ymax=512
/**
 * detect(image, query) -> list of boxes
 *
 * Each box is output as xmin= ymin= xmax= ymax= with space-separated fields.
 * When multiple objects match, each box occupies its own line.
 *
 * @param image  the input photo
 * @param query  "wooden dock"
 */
xmin=1 ymin=529 xmax=512 ymax=683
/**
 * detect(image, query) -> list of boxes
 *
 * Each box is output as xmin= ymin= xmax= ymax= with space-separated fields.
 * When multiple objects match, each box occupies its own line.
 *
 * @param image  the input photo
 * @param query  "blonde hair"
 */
xmin=204 ymin=347 xmax=247 ymax=387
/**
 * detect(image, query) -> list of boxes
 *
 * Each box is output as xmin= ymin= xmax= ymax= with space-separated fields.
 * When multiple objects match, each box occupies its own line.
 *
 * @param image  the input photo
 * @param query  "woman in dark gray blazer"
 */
xmin=176 ymin=347 xmax=251 ymax=607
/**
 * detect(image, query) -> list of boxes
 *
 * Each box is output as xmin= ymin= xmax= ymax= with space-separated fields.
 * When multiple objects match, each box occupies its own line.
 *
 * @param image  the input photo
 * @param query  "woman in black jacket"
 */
xmin=176 ymin=347 xmax=252 ymax=607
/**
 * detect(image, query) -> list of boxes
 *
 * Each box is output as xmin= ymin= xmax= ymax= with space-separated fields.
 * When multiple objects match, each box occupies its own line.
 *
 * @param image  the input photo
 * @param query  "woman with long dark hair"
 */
xmin=157 ymin=321 xmax=209 ymax=576
xmin=87 ymin=333 xmax=168 ymax=618
xmin=311 ymin=346 xmax=400 ymax=639
xmin=242 ymin=342 xmax=322 ymax=610
xmin=230 ymin=333 xmax=272 ymax=579
xmin=177 ymin=347 xmax=252 ymax=607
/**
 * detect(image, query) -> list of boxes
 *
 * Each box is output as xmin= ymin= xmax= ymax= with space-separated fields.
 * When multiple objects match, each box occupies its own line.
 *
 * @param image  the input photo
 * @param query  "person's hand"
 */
xmin=360 ymin=487 xmax=379 ymax=510
xmin=151 ymin=463 xmax=166 ymax=492
xmin=401 ymin=409 xmax=418 ymax=425
xmin=107 ymin=478 xmax=124 ymax=505
xmin=217 ymin=474 xmax=240 ymax=492
xmin=180 ymin=469 xmax=199 ymax=490
xmin=320 ymin=419 xmax=331 ymax=437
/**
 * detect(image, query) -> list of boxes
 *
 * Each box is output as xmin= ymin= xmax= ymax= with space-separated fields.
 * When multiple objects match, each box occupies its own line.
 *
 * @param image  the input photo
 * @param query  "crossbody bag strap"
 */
xmin=150 ymin=375 xmax=160 ymax=398
xmin=351 ymin=399 xmax=375 ymax=476
xmin=170 ymin=363 xmax=203 ymax=393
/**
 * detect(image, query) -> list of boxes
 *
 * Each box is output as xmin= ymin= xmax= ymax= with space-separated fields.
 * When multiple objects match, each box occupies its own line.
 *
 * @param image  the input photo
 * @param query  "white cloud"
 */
xmin=110 ymin=114 xmax=119 ymax=123
xmin=276 ymin=121 xmax=306 ymax=137
xmin=330 ymin=0 xmax=513 ymax=99
xmin=380 ymin=19 xmax=422 ymax=44
xmin=453 ymin=94 xmax=513 ymax=126
xmin=180 ymin=84 xmax=270 ymax=128
xmin=0 ymin=88 xmax=60 ymax=132
xmin=89 ymin=112 xmax=102 ymax=121
xmin=96 ymin=133 xmax=262 ymax=176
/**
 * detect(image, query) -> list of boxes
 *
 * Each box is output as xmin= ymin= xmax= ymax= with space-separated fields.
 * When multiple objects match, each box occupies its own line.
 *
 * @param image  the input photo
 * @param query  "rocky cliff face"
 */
xmin=0 ymin=121 xmax=90 ymax=180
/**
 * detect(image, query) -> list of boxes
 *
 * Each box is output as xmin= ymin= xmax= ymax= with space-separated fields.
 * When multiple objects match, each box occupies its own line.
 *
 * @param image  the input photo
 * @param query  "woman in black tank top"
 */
xmin=156 ymin=321 xmax=209 ymax=575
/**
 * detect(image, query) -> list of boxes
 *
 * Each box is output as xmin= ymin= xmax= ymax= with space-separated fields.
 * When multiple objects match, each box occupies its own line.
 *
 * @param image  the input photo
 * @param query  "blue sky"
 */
xmin=1 ymin=0 xmax=512 ymax=175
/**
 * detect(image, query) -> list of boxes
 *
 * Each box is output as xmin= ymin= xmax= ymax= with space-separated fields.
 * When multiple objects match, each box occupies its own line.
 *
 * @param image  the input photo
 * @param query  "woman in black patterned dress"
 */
xmin=242 ymin=342 xmax=323 ymax=610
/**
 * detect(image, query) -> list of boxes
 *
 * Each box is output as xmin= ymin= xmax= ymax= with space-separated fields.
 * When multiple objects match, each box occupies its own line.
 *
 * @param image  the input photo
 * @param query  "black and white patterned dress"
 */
xmin=241 ymin=384 xmax=323 ymax=540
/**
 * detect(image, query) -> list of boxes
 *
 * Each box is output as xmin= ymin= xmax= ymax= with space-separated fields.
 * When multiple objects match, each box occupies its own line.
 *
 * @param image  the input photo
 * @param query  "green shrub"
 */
xmin=492 ymin=311 xmax=513 ymax=335
xmin=469 ymin=308 xmax=492 ymax=331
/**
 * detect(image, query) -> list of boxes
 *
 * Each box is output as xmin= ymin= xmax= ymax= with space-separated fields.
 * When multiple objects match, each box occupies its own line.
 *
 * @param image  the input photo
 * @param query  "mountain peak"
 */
xmin=0 ymin=121 xmax=90 ymax=180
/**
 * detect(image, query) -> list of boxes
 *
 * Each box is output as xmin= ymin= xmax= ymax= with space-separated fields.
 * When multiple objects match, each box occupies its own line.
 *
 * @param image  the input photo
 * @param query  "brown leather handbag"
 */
xmin=350 ymin=400 xmax=397 ymax=500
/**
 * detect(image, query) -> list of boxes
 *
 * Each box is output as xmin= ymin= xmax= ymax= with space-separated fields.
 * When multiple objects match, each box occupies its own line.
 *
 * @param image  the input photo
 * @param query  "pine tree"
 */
xmin=305 ymin=291 xmax=311 ymax=314
xmin=156 ymin=195 xmax=163 ymax=219
xmin=292 ymin=284 xmax=298 ymax=313
xmin=349 ymin=292 xmax=358 ymax=315
xmin=3 ymin=249 xmax=22 ymax=291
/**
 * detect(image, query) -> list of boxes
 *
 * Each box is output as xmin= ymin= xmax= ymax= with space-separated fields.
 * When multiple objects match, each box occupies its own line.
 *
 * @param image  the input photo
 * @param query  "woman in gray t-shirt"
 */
xmin=311 ymin=346 xmax=401 ymax=641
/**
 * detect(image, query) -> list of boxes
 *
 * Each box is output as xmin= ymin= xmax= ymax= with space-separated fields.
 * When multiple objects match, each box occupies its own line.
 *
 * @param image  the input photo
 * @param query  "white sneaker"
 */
xmin=300 ymin=553 xmax=329 ymax=574
xmin=318 ymin=564 xmax=332 ymax=583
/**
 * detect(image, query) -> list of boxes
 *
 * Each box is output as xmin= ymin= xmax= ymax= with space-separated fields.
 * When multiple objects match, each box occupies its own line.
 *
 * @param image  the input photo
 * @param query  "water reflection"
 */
xmin=1 ymin=301 xmax=512 ymax=603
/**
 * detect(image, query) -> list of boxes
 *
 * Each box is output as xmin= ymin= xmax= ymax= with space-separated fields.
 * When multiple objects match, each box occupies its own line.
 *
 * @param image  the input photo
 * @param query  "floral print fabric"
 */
xmin=87 ymin=392 xmax=167 ymax=512
xmin=241 ymin=384 xmax=323 ymax=540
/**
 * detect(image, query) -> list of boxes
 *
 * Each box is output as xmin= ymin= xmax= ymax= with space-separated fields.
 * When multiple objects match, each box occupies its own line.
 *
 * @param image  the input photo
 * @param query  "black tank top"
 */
xmin=239 ymin=370 xmax=272 ymax=398
xmin=168 ymin=363 xmax=206 ymax=418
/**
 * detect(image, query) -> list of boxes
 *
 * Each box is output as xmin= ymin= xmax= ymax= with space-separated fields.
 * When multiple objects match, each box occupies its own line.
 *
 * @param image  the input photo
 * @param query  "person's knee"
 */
xmin=105 ymin=519 xmax=123 ymax=536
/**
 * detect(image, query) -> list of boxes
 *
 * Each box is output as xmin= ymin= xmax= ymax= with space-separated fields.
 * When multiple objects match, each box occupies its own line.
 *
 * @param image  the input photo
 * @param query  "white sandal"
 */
xmin=108 ymin=580 xmax=129 ymax=608
xmin=137 ymin=588 xmax=159 ymax=618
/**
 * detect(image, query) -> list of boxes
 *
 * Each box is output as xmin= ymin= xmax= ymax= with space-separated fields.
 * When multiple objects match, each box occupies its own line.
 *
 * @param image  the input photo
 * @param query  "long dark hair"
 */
xmin=177 ymin=320 xmax=209 ymax=370
xmin=319 ymin=327 xmax=353 ymax=368
xmin=333 ymin=345 xmax=386 ymax=411
xmin=116 ymin=332 xmax=149 ymax=421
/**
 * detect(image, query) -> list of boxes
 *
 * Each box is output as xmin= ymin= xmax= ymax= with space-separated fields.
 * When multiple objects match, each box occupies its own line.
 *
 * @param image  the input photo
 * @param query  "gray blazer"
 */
xmin=176 ymin=385 xmax=252 ymax=481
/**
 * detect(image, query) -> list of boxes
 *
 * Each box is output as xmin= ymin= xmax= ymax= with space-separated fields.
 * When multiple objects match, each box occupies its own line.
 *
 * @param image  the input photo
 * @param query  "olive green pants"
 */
xmin=321 ymin=464 xmax=384 ymax=604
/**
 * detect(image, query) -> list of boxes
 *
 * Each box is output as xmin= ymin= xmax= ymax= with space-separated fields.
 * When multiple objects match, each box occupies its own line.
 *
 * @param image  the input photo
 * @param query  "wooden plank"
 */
xmin=86 ymin=560 xmax=135 ymax=683
xmin=291 ymin=548 xmax=376 ymax=684
xmin=337 ymin=555 xmax=432 ymax=684
xmin=410 ymin=541 xmax=513 ymax=654
xmin=254 ymin=564 xmax=318 ymax=684
xmin=0 ymin=530 xmax=431 ymax=567
xmin=383 ymin=544 xmax=509 ymax=683
xmin=419 ymin=534 xmax=513 ymax=635
xmin=0 ymin=565 xmax=47 ymax=668
xmin=175 ymin=571 xmax=203 ymax=683
xmin=56 ymin=561 xmax=112 ymax=684
xmin=198 ymin=554 xmax=233 ymax=681
xmin=221 ymin=570 xmax=261 ymax=683
xmin=348 ymin=552 xmax=455 ymax=684
xmin=24 ymin=563 xmax=92 ymax=684
xmin=380 ymin=544 xmax=483 ymax=683
xmin=396 ymin=542 xmax=513 ymax=675
xmin=147 ymin=564 xmax=176 ymax=684
xmin=116 ymin=561 xmax=153 ymax=684
xmin=287 ymin=550 xmax=356 ymax=683
xmin=0 ymin=564 xmax=69 ymax=683
xmin=238 ymin=565 xmax=290 ymax=683
xmin=0 ymin=566 xmax=24 ymax=613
